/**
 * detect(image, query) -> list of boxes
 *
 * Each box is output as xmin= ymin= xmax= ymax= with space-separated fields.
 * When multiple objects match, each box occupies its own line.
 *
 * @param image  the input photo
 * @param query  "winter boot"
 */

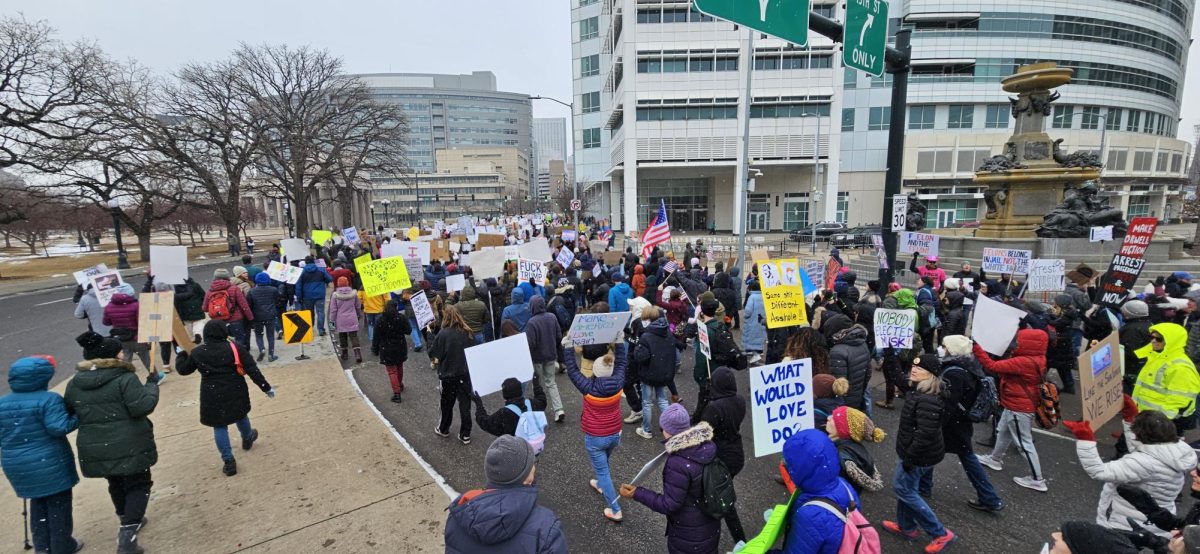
xmin=354 ymin=347 xmax=362 ymax=364
xmin=222 ymin=457 xmax=237 ymax=476
xmin=117 ymin=523 xmax=144 ymax=554
xmin=242 ymin=429 xmax=259 ymax=451
xmin=339 ymin=347 xmax=348 ymax=361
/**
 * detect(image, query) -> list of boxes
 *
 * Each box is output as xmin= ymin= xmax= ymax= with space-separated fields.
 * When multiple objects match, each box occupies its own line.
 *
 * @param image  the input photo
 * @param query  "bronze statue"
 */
xmin=1052 ymin=139 xmax=1103 ymax=169
xmin=905 ymin=192 xmax=927 ymax=232
xmin=1034 ymin=182 xmax=1126 ymax=238
xmin=983 ymin=186 xmax=1008 ymax=219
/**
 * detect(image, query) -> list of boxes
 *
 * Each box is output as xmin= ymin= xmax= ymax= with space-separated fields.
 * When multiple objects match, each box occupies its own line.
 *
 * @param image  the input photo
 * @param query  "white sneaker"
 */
xmin=636 ymin=428 xmax=653 ymax=439
xmin=1013 ymin=476 xmax=1048 ymax=492
xmin=976 ymin=454 xmax=1003 ymax=471
xmin=624 ymin=411 xmax=643 ymax=424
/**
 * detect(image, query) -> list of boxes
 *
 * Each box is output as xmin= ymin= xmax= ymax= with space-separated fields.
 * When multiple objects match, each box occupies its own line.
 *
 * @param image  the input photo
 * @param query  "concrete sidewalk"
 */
xmin=1 ymin=337 xmax=448 ymax=553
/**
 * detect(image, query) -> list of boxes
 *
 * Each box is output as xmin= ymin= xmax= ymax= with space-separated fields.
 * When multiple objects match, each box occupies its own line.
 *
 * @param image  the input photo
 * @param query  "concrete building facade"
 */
xmin=533 ymin=117 xmax=568 ymax=172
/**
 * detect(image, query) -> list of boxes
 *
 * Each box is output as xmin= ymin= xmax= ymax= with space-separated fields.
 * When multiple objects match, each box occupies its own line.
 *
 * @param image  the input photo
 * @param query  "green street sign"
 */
xmin=692 ymin=0 xmax=811 ymax=47
xmin=844 ymin=0 xmax=890 ymax=76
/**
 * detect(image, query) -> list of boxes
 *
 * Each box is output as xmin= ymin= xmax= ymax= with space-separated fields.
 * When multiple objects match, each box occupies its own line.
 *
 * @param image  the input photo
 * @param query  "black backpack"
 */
xmin=711 ymin=324 xmax=748 ymax=370
xmin=700 ymin=458 xmax=737 ymax=519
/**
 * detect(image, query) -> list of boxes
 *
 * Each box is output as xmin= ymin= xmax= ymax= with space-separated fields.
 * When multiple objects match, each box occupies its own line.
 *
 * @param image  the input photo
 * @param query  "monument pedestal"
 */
xmin=975 ymin=166 xmax=1100 ymax=239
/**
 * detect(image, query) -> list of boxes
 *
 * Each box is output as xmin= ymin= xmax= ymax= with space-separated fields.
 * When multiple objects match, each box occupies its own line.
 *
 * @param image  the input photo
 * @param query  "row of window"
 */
xmin=634 ymin=103 xmax=831 ymax=122
xmin=447 ymin=115 xmax=518 ymax=125
xmin=1114 ymin=0 xmax=1190 ymax=24
xmin=634 ymin=52 xmax=833 ymax=74
xmin=844 ymin=104 xmax=1177 ymax=136
xmin=445 ymin=104 xmax=520 ymax=114
xmin=447 ymin=127 xmax=519 ymax=135
xmin=914 ymin=147 xmax=1187 ymax=175
xmin=880 ymin=58 xmax=1180 ymax=102
xmin=448 ymin=138 xmax=519 ymax=146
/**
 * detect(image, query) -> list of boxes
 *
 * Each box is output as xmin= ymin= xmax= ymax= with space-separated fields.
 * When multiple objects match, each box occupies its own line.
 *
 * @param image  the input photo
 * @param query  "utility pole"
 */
xmin=733 ymin=28 xmax=756 ymax=281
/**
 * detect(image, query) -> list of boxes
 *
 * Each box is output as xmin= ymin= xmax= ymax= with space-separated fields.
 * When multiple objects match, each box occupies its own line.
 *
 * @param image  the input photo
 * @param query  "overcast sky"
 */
xmin=6 ymin=0 xmax=1200 ymax=145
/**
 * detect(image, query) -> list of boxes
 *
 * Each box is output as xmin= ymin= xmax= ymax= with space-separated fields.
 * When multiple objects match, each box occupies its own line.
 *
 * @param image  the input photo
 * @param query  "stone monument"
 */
xmin=973 ymin=63 xmax=1112 ymax=239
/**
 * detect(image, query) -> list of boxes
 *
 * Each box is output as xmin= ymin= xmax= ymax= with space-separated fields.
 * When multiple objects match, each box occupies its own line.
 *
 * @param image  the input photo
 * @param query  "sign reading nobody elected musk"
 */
xmin=873 ymin=308 xmax=916 ymax=349
xmin=565 ymin=312 xmax=632 ymax=346
xmin=750 ymin=358 xmax=814 ymax=457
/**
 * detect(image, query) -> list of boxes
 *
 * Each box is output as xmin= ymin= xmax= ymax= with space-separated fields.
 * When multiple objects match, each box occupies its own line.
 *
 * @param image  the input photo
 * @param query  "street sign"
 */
xmin=570 ymin=199 xmax=581 ymax=211
xmin=844 ymin=0 xmax=890 ymax=76
xmin=692 ymin=0 xmax=811 ymax=47
xmin=282 ymin=310 xmax=314 ymax=344
xmin=890 ymin=194 xmax=908 ymax=232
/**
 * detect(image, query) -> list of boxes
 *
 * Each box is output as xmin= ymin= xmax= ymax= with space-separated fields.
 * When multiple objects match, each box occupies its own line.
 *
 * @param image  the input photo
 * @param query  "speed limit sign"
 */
xmin=891 ymin=194 xmax=908 ymax=232
xmin=570 ymin=199 xmax=581 ymax=211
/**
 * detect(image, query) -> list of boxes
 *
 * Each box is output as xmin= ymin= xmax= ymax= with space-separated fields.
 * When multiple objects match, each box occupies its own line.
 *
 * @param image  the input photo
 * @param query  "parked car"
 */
xmin=830 ymin=225 xmax=883 ymax=248
xmin=789 ymin=222 xmax=848 ymax=242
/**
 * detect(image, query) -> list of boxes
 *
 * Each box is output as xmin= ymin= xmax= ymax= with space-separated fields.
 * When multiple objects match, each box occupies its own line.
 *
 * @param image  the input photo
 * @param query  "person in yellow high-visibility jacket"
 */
xmin=1133 ymin=322 xmax=1200 ymax=435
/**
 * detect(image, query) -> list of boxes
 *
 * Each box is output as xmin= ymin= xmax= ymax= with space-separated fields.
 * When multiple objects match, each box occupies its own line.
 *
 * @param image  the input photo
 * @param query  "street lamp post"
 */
xmin=381 ymin=198 xmax=391 ymax=228
xmin=283 ymin=201 xmax=294 ymax=238
xmin=531 ymin=95 xmax=579 ymax=233
xmin=370 ymin=202 xmax=377 ymax=232
xmin=107 ymin=199 xmax=131 ymax=269
xmin=800 ymin=112 xmax=823 ymax=255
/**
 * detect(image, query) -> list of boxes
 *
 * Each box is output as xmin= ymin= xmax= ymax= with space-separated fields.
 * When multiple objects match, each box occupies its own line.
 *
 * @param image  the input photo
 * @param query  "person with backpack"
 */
xmin=974 ymin=327 xmax=1051 ymax=492
xmin=548 ymin=279 xmax=577 ymax=330
xmin=932 ymin=335 xmax=1004 ymax=512
xmin=372 ymin=300 xmax=412 ymax=403
xmin=103 ymin=284 xmax=154 ymax=369
xmin=635 ymin=311 xmax=677 ymax=439
xmin=444 ymin=435 xmax=567 ymax=554
xmin=1132 ymin=322 xmax=1200 ymax=437
xmin=295 ymin=257 xmax=332 ymax=337
xmin=205 ymin=268 xmax=255 ymax=350
xmin=501 ymin=288 xmax=532 ymax=332
xmin=618 ymin=404 xmax=722 ymax=554
xmin=699 ymin=367 xmax=748 ymax=546
xmin=246 ymin=272 xmax=281 ymax=363
xmin=883 ymin=353 xmax=958 ymax=553
xmin=328 ymin=276 xmax=364 ymax=363
xmin=772 ymin=428 xmax=870 ymax=554
xmin=564 ymin=344 xmax=627 ymax=522
xmin=0 ymin=356 xmax=83 ymax=554
xmin=473 ymin=377 xmax=548 ymax=444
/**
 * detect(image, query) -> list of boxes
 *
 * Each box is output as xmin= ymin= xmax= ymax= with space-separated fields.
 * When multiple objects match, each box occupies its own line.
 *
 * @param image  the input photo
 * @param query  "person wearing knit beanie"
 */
xmin=213 ymin=268 xmax=230 ymax=280
xmin=485 ymin=434 xmax=536 ymax=486
xmin=943 ymin=277 xmax=960 ymax=291
xmin=941 ymin=335 xmax=972 ymax=358
xmin=888 ymin=282 xmax=902 ymax=293
xmin=1051 ymin=521 xmax=1138 ymax=553
xmin=813 ymin=374 xmax=849 ymax=428
xmin=829 ymin=406 xmax=886 ymax=443
xmin=253 ymin=272 xmax=271 ymax=286
xmin=659 ymin=403 xmax=691 ymax=436
xmin=1121 ymin=299 xmax=1149 ymax=320
xmin=1179 ymin=525 xmax=1200 ymax=554
xmin=76 ymin=331 xmax=123 ymax=360
xmin=825 ymin=406 xmax=887 ymax=493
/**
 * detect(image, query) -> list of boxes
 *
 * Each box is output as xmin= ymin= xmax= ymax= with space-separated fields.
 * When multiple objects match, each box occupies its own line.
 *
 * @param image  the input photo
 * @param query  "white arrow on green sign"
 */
xmin=843 ymin=0 xmax=890 ymax=76
xmin=692 ymin=0 xmax=811 ymax=47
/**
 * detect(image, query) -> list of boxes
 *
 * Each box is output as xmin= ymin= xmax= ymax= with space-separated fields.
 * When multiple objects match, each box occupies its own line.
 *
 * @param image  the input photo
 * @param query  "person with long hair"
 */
xmin=782 ymin=327 xmax=830 ymax=375
xmin=430 ymin=305 xmax=476 ymax=445
xmin=372 ymin=300 xmax=412 ymax=403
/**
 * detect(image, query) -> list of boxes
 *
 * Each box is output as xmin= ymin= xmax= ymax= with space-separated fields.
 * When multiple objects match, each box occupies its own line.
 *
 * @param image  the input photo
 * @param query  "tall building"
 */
xmin=435 ymin=147 xmax=531 ymax=192
xmin=533 ymin=117 xmax=568 ymax=171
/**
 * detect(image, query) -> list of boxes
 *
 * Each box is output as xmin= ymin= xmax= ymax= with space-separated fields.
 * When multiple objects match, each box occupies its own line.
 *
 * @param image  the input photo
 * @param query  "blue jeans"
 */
xmin=918 ymin=452 xmax=1002 ymax=508
xmin=30 ymin=488 xmax=75 ymax=554
xmin=214 ymin=416 xmax=254 ymax=461
xmin=228 ymin=320 xmax=250 ymax=351
xmin=366 ymin=313 xmax=380 ymax=342
xmin=640 ymin=383 xmax=670 ymax=434
xmin=893 ymin=463 xmax=947 ymax=537
xmin=473 ymin=331 xmax=486 ymax=345
xmin=252 ymin=320 xmax=276 ymax=356
xmin=408 ymin=317 xmax=423 ymax=349
xmin=584 ymin=433 xmax=622 ymax=513
xmin=301 ymin=298 xmax=326 ymax=334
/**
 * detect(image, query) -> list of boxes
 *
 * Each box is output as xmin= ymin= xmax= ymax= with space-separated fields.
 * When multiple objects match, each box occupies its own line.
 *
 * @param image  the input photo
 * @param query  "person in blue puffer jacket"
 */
xmin=608 ymin=273 xmax=635 ymax=314
xmin=779 ymin=429 xmax=859 ymax=554
xmin=295 ymin=257 xmax=332 ymax=336
xmin=501 ymin=288 xmax=532 ymax=331
xmin=0 ymin=356 xmax=82 ymax=553
xmin=518 ymin=279 xmax=546 ymax=302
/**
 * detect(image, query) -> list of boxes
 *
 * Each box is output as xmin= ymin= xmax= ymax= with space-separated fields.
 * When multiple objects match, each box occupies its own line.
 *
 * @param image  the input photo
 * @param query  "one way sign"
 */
xmin=282 ymin=310 xmax=314 ymax=344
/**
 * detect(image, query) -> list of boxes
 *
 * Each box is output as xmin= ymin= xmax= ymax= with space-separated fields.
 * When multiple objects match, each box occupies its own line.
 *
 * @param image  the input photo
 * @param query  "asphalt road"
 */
xmin=344 ymin=326 xmax=1138 ymax=554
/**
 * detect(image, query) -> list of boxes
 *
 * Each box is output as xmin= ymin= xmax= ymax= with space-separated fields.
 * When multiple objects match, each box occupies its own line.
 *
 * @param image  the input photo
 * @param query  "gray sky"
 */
xmin=5 ymin=0 xmax=1199 ymax=144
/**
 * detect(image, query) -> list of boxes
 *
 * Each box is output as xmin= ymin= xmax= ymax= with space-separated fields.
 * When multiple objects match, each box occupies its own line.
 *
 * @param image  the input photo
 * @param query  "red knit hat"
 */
xmin=888 ymin=282 xmax=902 ymax=293
xmin=336 ymin=276 xmax=350 ymax=288
xmin=831 ymin=406 xmax=886 ymax=443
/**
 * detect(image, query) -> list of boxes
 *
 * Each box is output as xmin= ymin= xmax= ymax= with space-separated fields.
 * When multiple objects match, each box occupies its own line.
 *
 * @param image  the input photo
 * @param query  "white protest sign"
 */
xmin=384 ymin=241 xmax=430 ymax=265
xmin=149 ymin=245 xmax=188 ymax=285
xmin=697 ymin=320 xmax=711 ymax=359
xmin=465 ymin=333 xmax=535 ymax=397
xmin=971 ymin=294 xmax=1028 ymax=356
xmin=891 ymin=195 xmax=909 ymax=232
xmin=556 ymin=247 xmax=575 ymax=268
xmin=280 ymin=238 xmax=308 ymax=262
xmin=518 ymin=258 xmax=546 ymax=286
xmin=981 ymin=248 xmax=1032 ymax=275
xmin=565 ymin=311 xmax=633 ymax=346
xmin=1089 ymin=226 xmax=1114 ymax=242
xmin=518 ymin=240 xmax=553 ymax=262
xmin=592 ymin=264 xmax=602 ymax=278
xmin=873 ymin=308 xmax=916 ymax=349
xmin=73 ymin=263 xmax=109 ymax=286
xmin=265 ymin=261 xmax=289 ymax=282
xmin=285 ymin=265 xmax=303 ymax=285
xmin=411 ymin=291 xmax=436 ymax=329
xmin=750 ymin=358 xmax=815 ymax=457
xmin=1027 ymin=259 xmax=1066 ymax=292
xmin=343 ymin=226 xmax=360 ymax=245
xmin=504 ymin=245 xmax=520 ymax=260
xmin=469 ymin=248 xmax=506 ymax=279
xmin=898 ymin=232 xmax=939 ymax=257
xmin=90 ymin=271 xmax=125 ymax=307
xmin=630 ymin=452 xmax=668 ymax=486
xmin=446 ymin=274 xmax=466 ymax=293
xmin=404 ymin=258 xmax=425 ymax=285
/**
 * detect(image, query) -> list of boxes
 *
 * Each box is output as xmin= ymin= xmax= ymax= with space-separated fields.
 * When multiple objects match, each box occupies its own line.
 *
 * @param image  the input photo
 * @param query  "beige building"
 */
xmin=434 ymin=147 xmax=531 ymax=195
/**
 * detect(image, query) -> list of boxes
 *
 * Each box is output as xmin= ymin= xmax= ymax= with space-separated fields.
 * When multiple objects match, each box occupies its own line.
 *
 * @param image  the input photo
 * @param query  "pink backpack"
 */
xmin=802 ymin=482 xmax=882 ymax=554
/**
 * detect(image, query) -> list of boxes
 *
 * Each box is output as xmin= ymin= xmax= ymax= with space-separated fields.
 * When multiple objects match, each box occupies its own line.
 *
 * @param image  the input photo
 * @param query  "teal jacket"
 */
xmin=0 ymin=357 xmax=79 ymax=499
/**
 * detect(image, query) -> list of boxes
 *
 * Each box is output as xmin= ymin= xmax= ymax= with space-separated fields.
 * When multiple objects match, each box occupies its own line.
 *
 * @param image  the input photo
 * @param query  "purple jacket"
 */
xmin=328 ymin=287 xmax=361 ymax=332
xmin=102 ymin=293 xmax=140 ymax=335
xmin=632 ymin=422 xmax=721 ymax=554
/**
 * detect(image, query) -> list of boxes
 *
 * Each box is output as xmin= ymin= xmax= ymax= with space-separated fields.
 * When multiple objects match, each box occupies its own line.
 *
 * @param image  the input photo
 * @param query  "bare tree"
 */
xmin=326 ymin=93 xmax=409 ymax=229
xmin=0 ymin=196 xmax=60 ymax=256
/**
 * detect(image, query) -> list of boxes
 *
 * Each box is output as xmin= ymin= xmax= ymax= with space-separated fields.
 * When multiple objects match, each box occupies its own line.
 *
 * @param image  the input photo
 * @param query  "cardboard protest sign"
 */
xmin=750 ymin=358 xmax=814 ymax=457
xmin=73 ymin=263 xmax=109 ymax=286
xmin=446 ymin=274 xmax=466 ymax=293
xmin=411 ymin=290 xmax=435 ymax=329
xmin=469 ymin=248 xmax=506 ymax=279
xmin=1027 ymin=259 xmax=1066 ymax=292
xmin=90 ymin=271 xmax=125 ymax=307
xmin=465 ymin=333 xmax=535 ymax=397
xmin=504 ymin=245 xmax=520 ymax=261
xmin=265 ymin=261 xmax=290 ymax=282
xmin=430 ymin=239 xmax=452 ymax=263
xmin=760 ymin=259 xmax=808 ymax=329
xmin=280 ymin=238 xmax=308 ymax=262
xmin=874 ymin=308 xmax=916 ymax=349
xmin=971 ymin=295 xmax=1027 ymax=356
xmin=310 ymin=229 xmax=333 ymax=246
xmin=148 ymin=245 xmax=188 ymax=285
xmin=555 ymin=247 xmax=575 ymax=268
xmin=358 ymin=257 xmax=412 ymax=297
xmin=750 ymin=249 xmax=770 ymax=264
xmin=697 ymin=318 xmax=711 ymax=359
xmin=898 ymin=232 xmax=939 ymax=257
xmin=519 ymin=240 xmax=553 ymax=262
xmin=1098 ymin=217 xmax=1158 ymax=307
xmin=565 ymin=312 xmax=632 ymax=346
xmin=517 ymin=258 xmax=547 ymax=286
xmin=981 ymin=248 xmax=1032 ymax=275
xmin=137 ymin=292 xmax=174 ymax=344
xmin=476 ymin=233 xmax=506 ymax=248
xmin=602 ymin=251 xmax=622 ymax=265
xmin=342 ymin=227 xmax=360 ymax=245
xmin=171 ymin=310 xmax=196 ymax=353
xmin=1079 ymin=331 xmax=1123 ymax=425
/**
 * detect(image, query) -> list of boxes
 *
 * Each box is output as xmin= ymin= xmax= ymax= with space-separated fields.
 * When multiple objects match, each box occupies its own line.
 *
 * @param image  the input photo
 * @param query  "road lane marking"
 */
xmin=34 ymin=297 xmax=72 ymax=306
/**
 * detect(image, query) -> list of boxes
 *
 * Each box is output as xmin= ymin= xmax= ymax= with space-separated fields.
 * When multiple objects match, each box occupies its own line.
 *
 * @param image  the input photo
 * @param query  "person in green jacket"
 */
xmin=451 ymin=285 xmax=491 ymax=344
xmin=67 ymin=331 xmax=161 ymax=554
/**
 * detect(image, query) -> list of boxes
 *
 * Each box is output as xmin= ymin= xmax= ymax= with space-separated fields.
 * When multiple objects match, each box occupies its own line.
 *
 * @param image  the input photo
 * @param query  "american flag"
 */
xmin=663 ymin=260 xmax=678 ymax=274
xmin=640 ymin=200 xmax=671 ymax=259
xmin=598 ymin=227 xmax=612 ymax=242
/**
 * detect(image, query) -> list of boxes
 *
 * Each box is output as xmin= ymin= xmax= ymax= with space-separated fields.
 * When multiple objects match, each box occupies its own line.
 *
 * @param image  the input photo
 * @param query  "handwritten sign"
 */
xmin=760 ymin=259 xmax=808 ymax=329
xmin=1027 ymin=259 xmax=1066 ymax=292
xmin=265 ymin=261 xmax=290 ymax=282
xmin=73 ymin=263 xmax=109 ymax=286
xmin=518 ymin=258 xmax=546 ymax=286
xmin=342 ymin=226 xmax=360 ymax=245
xmin=411 ymin=290 xmax=435 ymax=329
xmin=750 ymin=358 xmax=814 ymax=457
xmin=1089 ymin=226 xmax=1114 ymax=242
xmin=358 ymin=257 xmax=412 ymax=297
xmin=1079 ymin=331 xmax=1123 ymax=426
xmin=981 ymin=248 xmax=1032 ymax=275
xmin=284 ymin=265 xmax=303 ymax=285
xmin=697 ymin=319 xmax=711 ymax=359
xmin=556 ymin=247 xmax=575 ymax=268
xmin=565 ymin=311 xmax=633 ymax=346
xmin=873 ymin=308 xmax=916 ymax=349
xmin=898 ymin=232 xmax=939 ymax=257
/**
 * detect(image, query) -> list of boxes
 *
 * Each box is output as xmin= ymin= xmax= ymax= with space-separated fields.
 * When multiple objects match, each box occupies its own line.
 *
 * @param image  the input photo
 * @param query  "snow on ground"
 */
xmin=0 ymin=242 xmax=116 ymax=263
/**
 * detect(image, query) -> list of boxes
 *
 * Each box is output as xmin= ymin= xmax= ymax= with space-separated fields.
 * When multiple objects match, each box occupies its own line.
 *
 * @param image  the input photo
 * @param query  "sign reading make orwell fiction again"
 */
xmin=1098 ymin=217 xmax=1159 ymax=307
xmin=750 ymin=358 xmax=814 ymax=457
xmin=565 ymin=311 xmax=632 ymax=346
xmin=759 ymin=259 xmax=808 ymax=329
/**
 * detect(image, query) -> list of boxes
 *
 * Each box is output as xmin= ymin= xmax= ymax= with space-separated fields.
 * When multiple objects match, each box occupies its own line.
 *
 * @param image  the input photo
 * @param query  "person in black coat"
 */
xmin=635 ymin=313 xmax=677 ymax=436
xmin=700 ymin=366 xmax=748 ymax=543
xmin=429 ymin=305 xmax=476 ymax=444
xmin=826 ymin=322 xmax=872 ymax=412
xmin=473 ymin=376 xmax=547 ymax=438
xmin=1048 ymin=295 xmax=1079 ymax=394
xmin=372 ymin=300 xmax=412 ymax=403
xmin=175 ymin=320 xmax=274 ymax=476
xmin=1119 ymin=300 xmax=1153 ymax=393
xmin=942 ymin=291 xmax=967 ymax=338
xmin=712 ymin=273 xmax=739 ymax=328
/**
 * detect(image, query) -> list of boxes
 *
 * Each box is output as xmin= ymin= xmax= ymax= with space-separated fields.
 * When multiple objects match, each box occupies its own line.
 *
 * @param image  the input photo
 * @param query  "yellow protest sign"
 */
xmin=281 ymin=310 xmax=314 ymax=344
xmin=359 ymin=256 xmax=411 ymax=297
xmin=406 ymin=227 xmax=420 ymax=241
xmin=354 ymin=253 xmax=372 ymax=270
xmin=311 ymin=229 xmax=333 ymax=246
xmin=760 ymin=259 xmax=808 ymax=329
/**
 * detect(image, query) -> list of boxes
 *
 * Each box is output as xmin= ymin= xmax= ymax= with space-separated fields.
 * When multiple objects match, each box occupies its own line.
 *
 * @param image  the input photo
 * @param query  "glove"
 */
xmin=1062 ymin=420 xmax=1096 ymax=441
xmin=472 ymin=392 xmax=483 ymax=406
xmin=1118 ymin=484 xmax=1182 ymax=532
xmin=266 ymin=388 xmax=277 ymax=399
xmin=1122 ymin=394 xmax=1139 ymax=423
xmin=1123 ymin=519 xmax=1171 ymax=552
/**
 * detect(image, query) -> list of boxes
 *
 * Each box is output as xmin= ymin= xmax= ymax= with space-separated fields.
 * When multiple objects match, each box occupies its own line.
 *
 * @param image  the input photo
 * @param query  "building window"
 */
xmin=917 ymin=150 xmax=953 ymax=174
xmin=869 ymin=107 xmax=890 ymax=131
xmin=1171 ymin=153 xmax=1183 ymax=174
xmin=985 ymin=105 xmax=1008 ymax=129
xmin=923 ymin=199 xmax=979 ymax=229
xmin=1106 ymin=109 xmax=1123 ymax=131
xmin=1128 ymin=196 xmax=1150 ymax=218
xmin=1133 ymin=150 xmax=1153 ymax=172
xmin=1052 ymin=105 xmax=1074 ymax=129
xmin=1106 ymin=149 xmax=1128 ymax=171
xmin=909 ymin=106 xmax=935 ymax=130
xmin=582 ymin=128 xmax=601 ymax=149
xmin=835 ymin=192 xmax=850 ymax=224
xmin=956 ymin=149 xmax=992 ymax=174
xmin=581 ymin=92 xmax=600 ymax=114
xmin=843 ymin=67 xmax=858 ymax=88
xmin=579 ymin=0 xmax=597 ymax=5
xmin=783 ymin=193 xmax=810 ymax=230
xmin=1081 ymin=107 xmax=1101 ymax=130
xmin=581 ymin=54 xmax=600 ymax=77
xmin=841 ymin=108 xmax=855 ymax=132
xmin=948 ymin=105 xmax=974 ymax=129
xmin=1127 ymin=110 xmax=1142 ymax=132
xmin=1156 ymin=152 xmax=1170 ymax=172
xmin=580 ymin=16 xmax=599 ymax=40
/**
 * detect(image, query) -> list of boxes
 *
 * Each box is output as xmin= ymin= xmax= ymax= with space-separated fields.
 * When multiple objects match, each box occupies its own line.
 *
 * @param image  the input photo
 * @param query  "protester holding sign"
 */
xmin=974 ymin=328 xmax=1051 ymax=492
xmin=372 ymin=300 xmax=412 ymax=403
xmin=429 ymin=305 xmax=476 ymax=445
xmin=564 ymin=344 xmax=627 ymax=522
